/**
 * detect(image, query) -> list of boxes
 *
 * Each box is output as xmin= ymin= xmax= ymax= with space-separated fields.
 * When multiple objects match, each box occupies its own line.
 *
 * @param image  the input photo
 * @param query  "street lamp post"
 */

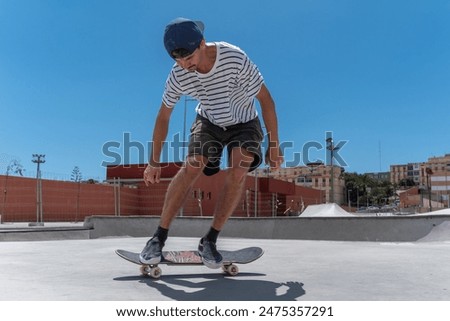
xmin=426 ymin=167 xmax=433 ymax=212
xmin=347 ymin=189 xmax=352 ymax=211
xmin=31 ymin=154 xmax=45 ymax=226
xmin=326 ymin=137 xmax=339 ymax=204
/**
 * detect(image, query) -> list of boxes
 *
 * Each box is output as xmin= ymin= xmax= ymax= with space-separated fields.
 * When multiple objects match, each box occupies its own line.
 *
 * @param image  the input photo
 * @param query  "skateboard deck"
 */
xmin=116 ymin=247 xmax=264 ymax=278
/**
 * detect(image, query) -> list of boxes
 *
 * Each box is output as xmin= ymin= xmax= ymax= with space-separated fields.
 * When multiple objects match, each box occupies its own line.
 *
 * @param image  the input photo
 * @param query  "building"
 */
xmin=428 ymin=154 xmax=450 ymax=206
xmin=255 ymin=163 xmax=345 ymax=204
xmin=365 ymin=172 xmax=390 ymax=182
xmin=390 ymin=162 xmax=425 ymax=186
xmin=391 ymin=154 xmax=450 ymax=210
xmin=391 ymin=154 xmax=450 ymax=187
xmin=398 ymin=186 xmax=447 ymax=213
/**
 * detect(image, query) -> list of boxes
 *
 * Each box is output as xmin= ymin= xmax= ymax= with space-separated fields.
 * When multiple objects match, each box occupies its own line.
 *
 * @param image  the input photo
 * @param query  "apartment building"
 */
xmin=256 ymin=163 xmax=345 ymax=204
xmin=391 ymin=154 xmax=450 ymax=187
xmin=365 ymin=172 xmax=390 ymax=182
xmin=390 ymin=154 xmax=450 ymax=208
xmin=428 ymin=154 xmax=450 ymax=196
xmin=390 ymin=162 xmax=425 ymax=186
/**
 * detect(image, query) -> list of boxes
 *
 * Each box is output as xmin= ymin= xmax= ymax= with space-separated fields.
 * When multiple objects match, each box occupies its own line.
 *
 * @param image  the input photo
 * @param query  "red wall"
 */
xmin=1 ymin=165 xmax=322 ymax=222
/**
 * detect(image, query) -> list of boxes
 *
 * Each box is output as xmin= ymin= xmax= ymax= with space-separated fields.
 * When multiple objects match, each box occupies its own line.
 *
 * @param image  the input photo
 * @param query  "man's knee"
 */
xmin=228 ymin=150 xmax=252 ymax=182
xmin=230 ymin=148 xmax=254 ymax=171
xmin=184 ymin=155 xmax=207 ymax=176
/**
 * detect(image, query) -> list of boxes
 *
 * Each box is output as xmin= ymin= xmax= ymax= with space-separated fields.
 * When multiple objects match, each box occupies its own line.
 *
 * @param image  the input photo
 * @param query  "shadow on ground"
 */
xmin=114 ymin=273 xmax=305 ymax=301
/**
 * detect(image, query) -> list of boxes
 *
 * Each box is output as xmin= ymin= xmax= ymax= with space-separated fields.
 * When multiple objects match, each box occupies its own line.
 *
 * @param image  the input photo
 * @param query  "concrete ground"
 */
xmin=1 ymin=235 xmax=450 ymax=301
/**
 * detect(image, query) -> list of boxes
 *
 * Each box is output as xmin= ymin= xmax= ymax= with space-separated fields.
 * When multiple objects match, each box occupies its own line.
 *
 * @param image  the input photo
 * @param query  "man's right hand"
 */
xmin=143 ymin=163 xmax=161 ymax=186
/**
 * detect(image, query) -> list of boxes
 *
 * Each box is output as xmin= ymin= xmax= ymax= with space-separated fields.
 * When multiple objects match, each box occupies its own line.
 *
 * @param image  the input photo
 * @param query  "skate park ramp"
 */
xmin=419 ymin=208 xmax=450 ymax=216
xmin=417 ymin=208 xmax=450 ymax=242
xmin=413 ymin=208 xmax=450 ymax=242
xmin=300 ymin=203 xmax=355 ymax=217
xmin=417 ymin=221 xmax=450 ymax=242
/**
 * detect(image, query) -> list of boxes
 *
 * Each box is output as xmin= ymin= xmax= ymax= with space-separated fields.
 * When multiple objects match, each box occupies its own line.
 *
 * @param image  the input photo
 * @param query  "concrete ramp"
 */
xmin=300 ymin=203 xmax=354 ymax=217
xmin=0 ymin=223 xmax=91 ymax=242
xmin=418 ymin=221 xmax=450 ymax=242
xmin=84 ymin=214 xmax=450 ymax=242
xmin=420 ymin=208 xmax=450 ymax=216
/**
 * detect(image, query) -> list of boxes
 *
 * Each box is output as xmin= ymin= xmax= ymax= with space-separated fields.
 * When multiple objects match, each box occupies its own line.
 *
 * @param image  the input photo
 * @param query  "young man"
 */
xmin=140 ymin=17 xmax=283 ymax=268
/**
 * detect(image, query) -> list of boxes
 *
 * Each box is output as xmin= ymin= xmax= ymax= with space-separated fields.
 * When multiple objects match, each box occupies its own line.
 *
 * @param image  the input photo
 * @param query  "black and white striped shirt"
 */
xmin=162 ymin=42 xmax=264 ymax=128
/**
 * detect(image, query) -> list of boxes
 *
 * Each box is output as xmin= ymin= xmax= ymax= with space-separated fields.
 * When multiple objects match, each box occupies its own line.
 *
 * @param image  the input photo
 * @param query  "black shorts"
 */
xmin=188 ymin=115 xmax=264 ymax=176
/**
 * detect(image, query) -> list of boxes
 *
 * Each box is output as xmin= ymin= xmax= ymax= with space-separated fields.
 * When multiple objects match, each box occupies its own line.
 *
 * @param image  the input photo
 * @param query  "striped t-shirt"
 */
xmin=162 ymin=42 xmax=264 ymax=128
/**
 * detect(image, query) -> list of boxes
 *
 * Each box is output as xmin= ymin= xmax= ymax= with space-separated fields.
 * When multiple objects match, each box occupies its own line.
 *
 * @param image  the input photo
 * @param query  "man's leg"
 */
xmin=211 ymin=147 xmax=254 ymax=230
xmin=159 ymin=155 xmax=207 ymax=228
xmin=199 ymin=147 xmax=254 ymax=268
xmin=140 ymin=155 xmax=206 ymax=264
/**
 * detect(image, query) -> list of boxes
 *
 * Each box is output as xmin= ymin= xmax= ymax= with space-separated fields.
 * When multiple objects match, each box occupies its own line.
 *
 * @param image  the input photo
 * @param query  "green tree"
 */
xmin=71 ymin=166 xmax=82 ymax=182
xmin=6 ymin=160 xmax=25 ymax=176
xmin=343 ymin=172 xmax=394 ymax=207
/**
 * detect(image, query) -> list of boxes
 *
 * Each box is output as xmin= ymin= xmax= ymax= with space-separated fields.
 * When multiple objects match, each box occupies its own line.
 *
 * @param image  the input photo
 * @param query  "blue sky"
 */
xmin=1 ymin=0 xmax=449 ymax=180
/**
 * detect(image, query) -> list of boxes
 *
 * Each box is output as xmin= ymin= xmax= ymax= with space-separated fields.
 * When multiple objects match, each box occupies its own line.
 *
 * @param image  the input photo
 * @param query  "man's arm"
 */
xmin=256 ymin=84 xmax=283 ymax=169
xmin=143 ymin=102 xmax=173 ymax=185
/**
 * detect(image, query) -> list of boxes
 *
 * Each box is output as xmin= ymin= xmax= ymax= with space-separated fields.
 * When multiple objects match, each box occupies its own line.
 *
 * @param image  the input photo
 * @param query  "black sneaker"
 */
xmin=139 ymin=237 xmax=164 ymax=264
xmin=198 ymin=238 xmax=223 ymax=269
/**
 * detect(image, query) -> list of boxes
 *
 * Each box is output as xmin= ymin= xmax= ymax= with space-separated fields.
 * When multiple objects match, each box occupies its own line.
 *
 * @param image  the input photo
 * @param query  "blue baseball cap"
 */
xmin=163 ymin=18 xmax=205 ymax=59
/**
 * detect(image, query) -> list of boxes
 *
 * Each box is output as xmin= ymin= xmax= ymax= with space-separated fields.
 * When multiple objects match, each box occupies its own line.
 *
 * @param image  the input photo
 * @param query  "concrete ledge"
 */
xmin=0 ymin=226 xmax=92 ymax=242
xmin=84 ymin=215 xmax=450 ymax=242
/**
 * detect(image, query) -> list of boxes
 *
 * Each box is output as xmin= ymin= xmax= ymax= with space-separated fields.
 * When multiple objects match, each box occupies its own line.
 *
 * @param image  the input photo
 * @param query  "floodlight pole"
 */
xmin=32 ymin=154 xmax=45 ymax=226
xmin=326 ymin=138 xmax=335 ymax=203
xmin=426 ymin=167 xmax=433 ymax=212
xmin=348 ymin=189 xmax=352 ymax=210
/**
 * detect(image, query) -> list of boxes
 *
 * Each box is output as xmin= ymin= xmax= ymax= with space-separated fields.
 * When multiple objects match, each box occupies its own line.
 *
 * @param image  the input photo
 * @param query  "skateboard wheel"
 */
xmin=149 ymin=266 xmax=162 ymax=279
xmin=223 ymin=264 xmax=239 ymax=276
xmin=140 ymin=265 xmax=150 ymax=276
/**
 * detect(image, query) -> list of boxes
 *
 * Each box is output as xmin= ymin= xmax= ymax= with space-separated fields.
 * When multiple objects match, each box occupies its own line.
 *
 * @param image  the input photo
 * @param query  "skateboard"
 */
xmin=115 ymin=247 xmax=264 ymax=279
